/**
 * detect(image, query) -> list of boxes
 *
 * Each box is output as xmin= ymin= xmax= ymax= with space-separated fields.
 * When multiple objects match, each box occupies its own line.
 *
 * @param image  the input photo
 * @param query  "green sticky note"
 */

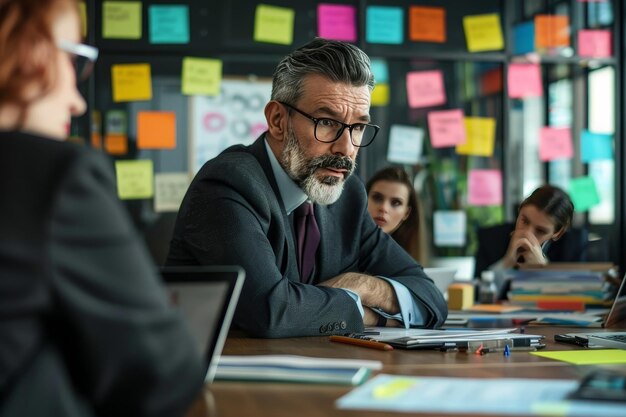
xmin=149 ymin=5 xmax=189 ymax=44
xmin=372 ymin=379 xmax=415 ymax=399
xmin=531 ymin=349 xmax=626 ymax=365
xmin=115 ymin=160 xmax=154 ymax=200
xmin=568 ymin=176 xmax=600 ymax=212
xmin=181 ymin=57 xmax=222 ymax=96
xmin=103 ymin=1 xmax=142 ymax=40
xmin=254 ymin=4 xmax=295 ymax=45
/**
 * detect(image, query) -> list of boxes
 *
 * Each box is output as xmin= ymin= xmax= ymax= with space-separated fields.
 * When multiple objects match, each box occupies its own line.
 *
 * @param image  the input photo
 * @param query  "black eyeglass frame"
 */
xmin=278 ymin=101 xmax=380 ymax=148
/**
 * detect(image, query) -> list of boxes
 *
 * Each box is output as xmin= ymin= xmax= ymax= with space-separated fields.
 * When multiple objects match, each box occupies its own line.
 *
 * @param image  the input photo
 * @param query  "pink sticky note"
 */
xmin=427 ymin=109 xmax=466 ymax=148
xmin=468 ymin=169 xmax=502 ymax=206
xmin=539 ymin=127 xmax=573 ymax=161
xmin=578 ymin=29 xmax=612 ymax=58
xmin=406 ymin=70 xmax=446 ymax=109
xmin=508 ymin=63 xmax=543 ymax=99
xmin=317 ymin=4 xmax=357 ymax=42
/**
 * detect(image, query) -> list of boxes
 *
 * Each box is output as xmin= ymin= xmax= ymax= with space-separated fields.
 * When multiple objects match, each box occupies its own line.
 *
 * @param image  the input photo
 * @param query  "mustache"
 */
xmin=307 ymin=154 xmax=354 ymax=177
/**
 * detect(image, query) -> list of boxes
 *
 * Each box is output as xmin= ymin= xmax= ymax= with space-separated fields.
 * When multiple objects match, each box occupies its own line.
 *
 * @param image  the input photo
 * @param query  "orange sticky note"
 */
xmin=91 ymin=133 xmax=102 ymax=149
xmin=409 ymin=6 xmax=446 ymax=43
xmin=535 ymin=15 xmax=570 ymax=49
xmin=137 ymin=111 xmax=176 ymax=149
xmin=105 ymin=134 xmax=128 ymax=155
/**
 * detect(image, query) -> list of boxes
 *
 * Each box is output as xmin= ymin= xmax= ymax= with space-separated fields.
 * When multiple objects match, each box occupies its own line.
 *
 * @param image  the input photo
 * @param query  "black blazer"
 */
xmin=0 ymin=131 xmax=203 ymax=417
xmin=167 ymin=136 xmax=447 ymax=338
xmin=474 ymin=223 xmax=589 ymax=278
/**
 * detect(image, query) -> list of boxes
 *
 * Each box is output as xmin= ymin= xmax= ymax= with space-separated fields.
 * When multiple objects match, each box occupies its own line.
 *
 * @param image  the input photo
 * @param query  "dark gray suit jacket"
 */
xmin=0 ymin=131 xmax=204 ymax=417
xmin=167 ymin=136 xmax=447 ymax=338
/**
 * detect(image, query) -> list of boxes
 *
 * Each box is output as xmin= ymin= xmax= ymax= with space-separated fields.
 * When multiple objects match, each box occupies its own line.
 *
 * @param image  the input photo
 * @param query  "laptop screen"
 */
xmin=605 ymin=274 xmax=626 ymax=328
xmin=161 ymin=266 xmax=244 ymax=382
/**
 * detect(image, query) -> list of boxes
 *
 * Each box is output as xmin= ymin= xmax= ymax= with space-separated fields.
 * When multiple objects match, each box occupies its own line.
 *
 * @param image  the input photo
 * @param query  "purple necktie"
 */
xmin=294 ymin=202 xmax=320 ymax=282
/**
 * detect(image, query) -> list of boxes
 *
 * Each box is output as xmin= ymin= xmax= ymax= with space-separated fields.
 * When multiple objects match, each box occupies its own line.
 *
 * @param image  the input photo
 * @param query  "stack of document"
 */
xmin=215 ymin=354 xmax=382 ymax=385
xmin=362 ymin=327 xmax=544 ymax=350
xmin=508 ymin=270 xmax=610 ymax=308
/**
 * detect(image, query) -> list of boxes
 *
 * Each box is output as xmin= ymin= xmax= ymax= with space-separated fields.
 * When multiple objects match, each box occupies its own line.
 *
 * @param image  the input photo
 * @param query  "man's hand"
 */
xmin=318 ymin=272 xmax=399 ymax=314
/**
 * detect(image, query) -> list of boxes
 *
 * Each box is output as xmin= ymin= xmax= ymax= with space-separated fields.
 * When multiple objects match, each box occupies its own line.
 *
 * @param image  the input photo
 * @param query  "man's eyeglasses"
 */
xmin=57 ymin=40 xmax=99 ymax=82
xmin=279 ymin=101 xmax=380 ymax=148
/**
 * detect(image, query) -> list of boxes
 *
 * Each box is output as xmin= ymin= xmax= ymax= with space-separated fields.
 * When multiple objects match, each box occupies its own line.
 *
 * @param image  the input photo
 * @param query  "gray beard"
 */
xmin=280 ymin=128 xmax=355 ymax=206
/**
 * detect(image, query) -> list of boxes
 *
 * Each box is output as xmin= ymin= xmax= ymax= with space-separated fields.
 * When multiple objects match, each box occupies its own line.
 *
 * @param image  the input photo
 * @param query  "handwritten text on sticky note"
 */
xmin=539 ymin=127 xmax=573 ymax=161
xmin=149 ymin=5 xmax=189 ymax=44
xmin=434 ymin=211 xmax=466 ymax=247
xmin=409 ymin=6 xmax=446 ymax=43
xmin=154 ymin=172 xmax=190 ymax=213
xmin=387 ymin=125 xmax=424 ymax=164
xmin=254 ymin=4 xmax=294 ymax=45
xmin=508 ymin=63 xmax=543 ymax=98
xmin=427 ymin=109 xmax=466 ymax=148
xmin=578 ymin=29 xmax=612 ymax=58
xmin=456 ymin=117 xmax=496 ymax=157
xmin=111 ymin=63 xmax=152 ymax=102
xmin=182 ymin=57 xmax=222 ymax=96
xmin=102 ymin=1 xmax=142 ymax=39
xmin=468 ymin=169 xmax=502 ymax=206
xmin=463 ymin=13 xmax=504 ymax=52
xmin=366 ymin=6 xmax=404 ymax=44
xmin=317 ymin=4 xmax=356 ymax=42
xmin=535 ymin=15 xmax=570 ymax=49
xmin=115 ymin=160 xmax=154 ymax=200
xmin=406 ymin=70 xmax=446 ymax=109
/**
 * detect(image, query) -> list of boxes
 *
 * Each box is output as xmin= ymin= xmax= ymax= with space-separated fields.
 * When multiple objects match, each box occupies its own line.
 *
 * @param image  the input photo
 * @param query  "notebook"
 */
xmin=161 ymin=265 xmax=244 ymax=382
xmin=555 ymin=274 xmax=626 ymax=349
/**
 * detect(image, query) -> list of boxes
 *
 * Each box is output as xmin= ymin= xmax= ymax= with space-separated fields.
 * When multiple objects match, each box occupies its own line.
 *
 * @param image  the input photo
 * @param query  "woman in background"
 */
xmin=474 ymin=184 xmax=583 ymax=277
xmin=0 ymin=1 xmax=203 ymax=415
xmin=366 ymin=166 xmax=429 ymax=265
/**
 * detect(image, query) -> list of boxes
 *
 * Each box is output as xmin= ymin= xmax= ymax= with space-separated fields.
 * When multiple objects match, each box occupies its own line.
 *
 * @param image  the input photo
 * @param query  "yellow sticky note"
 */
xmin=456 ymin=117 xmax=496 ymax=157
xmin=531 ymin=349 xmax=626 ymax=365
xmin=182 ymin=57 xmax=222 ymax=96
xmin=463 ymin=13 xmax=504 ymax=52
xmin=79 ymin=2 xmax=87 ymax=37
xmin=254 ymin=4 xmax=295 ymax=45
xmin=372 ymin=379 xmax=416 ymax=399
xmin=111 ymin=63 xmax=152 ymax=102
xmin=102 ymin=1 xmax=142 ymax=40
xmin=115 ymin=160 xmax=154 ymax=200
xmin=371 ymin=83 xmax=389 ymax=106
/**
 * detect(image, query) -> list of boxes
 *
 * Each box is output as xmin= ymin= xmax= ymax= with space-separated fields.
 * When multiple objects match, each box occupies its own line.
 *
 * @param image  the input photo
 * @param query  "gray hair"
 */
xmin=271 ymin=38 xmax=375 ymax=105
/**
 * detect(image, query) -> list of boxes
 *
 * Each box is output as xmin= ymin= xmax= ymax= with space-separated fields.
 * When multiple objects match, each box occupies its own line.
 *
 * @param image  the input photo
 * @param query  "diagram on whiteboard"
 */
xmin=190 ymin=78 xmax=272 ymax=172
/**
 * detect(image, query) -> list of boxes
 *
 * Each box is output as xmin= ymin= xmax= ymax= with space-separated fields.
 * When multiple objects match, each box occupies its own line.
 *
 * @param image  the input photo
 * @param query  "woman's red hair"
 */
xmin=0 ymin=0 xmax=78 ymax=127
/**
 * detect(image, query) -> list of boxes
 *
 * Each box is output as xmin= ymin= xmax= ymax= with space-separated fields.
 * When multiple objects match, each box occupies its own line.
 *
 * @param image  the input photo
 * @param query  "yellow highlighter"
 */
xmin=372 ymin=379 xmax=416 ymax=399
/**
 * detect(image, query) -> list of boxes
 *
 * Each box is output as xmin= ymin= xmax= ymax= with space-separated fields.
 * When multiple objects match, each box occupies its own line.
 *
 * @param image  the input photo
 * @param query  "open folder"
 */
xmin=361 ymin=327 xmax=545 ymax=350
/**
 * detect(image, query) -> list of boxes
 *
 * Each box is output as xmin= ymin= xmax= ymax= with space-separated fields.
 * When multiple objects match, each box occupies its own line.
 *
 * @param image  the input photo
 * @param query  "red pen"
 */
xmin=329 ymin=335 xmax=394 ymax=351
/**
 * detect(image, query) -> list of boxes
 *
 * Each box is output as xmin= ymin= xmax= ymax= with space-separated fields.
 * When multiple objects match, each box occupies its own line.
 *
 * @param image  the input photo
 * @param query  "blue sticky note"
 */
xmin=581 ymin=130 xmax=613 ymax=162
xmin=149 ymin=5 xmax=189 ymax=44
xmin=513 ymin=21 xmax=534 ymax=55
xmin=366 ymin=6 xmax=403 ymax=45
xmin=371 ymin=58 xmax=388 ymax=83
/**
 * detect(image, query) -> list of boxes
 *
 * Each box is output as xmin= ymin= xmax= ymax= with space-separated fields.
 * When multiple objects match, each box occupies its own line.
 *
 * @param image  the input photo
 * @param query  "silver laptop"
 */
xmin=558 ymin=275 xmax=626 ymax=349
xmin=161 ymin=266 xmax=244 ymax=382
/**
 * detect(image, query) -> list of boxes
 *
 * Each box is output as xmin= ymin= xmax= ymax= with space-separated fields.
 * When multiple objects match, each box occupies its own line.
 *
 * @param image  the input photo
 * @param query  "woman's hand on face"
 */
xmin=504 ymin=230 xmax=546 ymax=267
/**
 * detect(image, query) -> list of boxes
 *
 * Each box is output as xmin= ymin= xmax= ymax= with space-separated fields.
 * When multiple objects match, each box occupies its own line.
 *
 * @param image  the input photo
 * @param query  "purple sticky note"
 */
xmin=406 ymin=70 xmax=446 ymax=109
xmin=578 ymin=29 xmax=612 ymax=58
xmin=508 ymin=63 xmax=543 ymax=99
xmin=427 ymin=109 xmax=466 ymax=148
xmin=539 ymin=127 xmax=573 ymax=161
xmin=468 ymin=169 xmax=502 ymax=206
xmin=317 ymin=4 xmax=357 ymax=42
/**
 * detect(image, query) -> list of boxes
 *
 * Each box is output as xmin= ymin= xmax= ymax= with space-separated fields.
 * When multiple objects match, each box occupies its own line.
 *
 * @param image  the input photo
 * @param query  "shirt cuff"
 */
xmin=339 ymin=288 xmax=365 ymax=318
xmin=376 ymin=276 xmax=426 ymax=328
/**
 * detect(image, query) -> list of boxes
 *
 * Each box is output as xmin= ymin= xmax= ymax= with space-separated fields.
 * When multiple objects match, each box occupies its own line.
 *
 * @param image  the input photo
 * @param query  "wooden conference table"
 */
xmin=187 ymin=325 xmax=625 ymax=417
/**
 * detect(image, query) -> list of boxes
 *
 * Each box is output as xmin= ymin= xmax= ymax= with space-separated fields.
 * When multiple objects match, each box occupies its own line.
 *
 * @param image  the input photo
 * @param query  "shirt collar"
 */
xmin=264 ymin=138 xmax=307 ymax=215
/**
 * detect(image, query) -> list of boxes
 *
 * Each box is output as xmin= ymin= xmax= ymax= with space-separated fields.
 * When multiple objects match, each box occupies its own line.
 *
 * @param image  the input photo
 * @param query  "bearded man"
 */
xmin=166 ymin=38 xmax=447 ymax=338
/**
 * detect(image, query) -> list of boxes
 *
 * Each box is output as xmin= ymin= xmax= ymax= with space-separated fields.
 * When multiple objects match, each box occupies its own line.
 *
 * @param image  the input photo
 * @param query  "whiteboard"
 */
xmin=189 ymin=78 xmax=272 ymax=173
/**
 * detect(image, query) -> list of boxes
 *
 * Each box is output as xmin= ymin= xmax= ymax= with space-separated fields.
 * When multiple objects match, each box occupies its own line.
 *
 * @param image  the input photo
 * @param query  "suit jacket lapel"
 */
xmin=248 ymin=135 xmax=299 ymax=281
